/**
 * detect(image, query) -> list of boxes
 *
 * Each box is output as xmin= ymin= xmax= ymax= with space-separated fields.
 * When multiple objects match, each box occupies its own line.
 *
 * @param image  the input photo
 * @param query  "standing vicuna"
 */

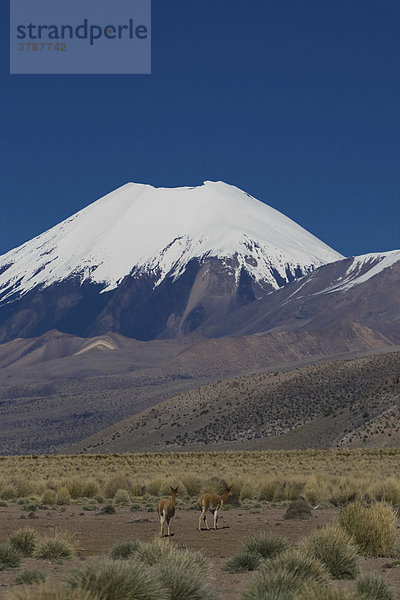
xmin=198 ymin=486 xmax=232 ymax=531
xmin=157 ymin=486 xmax=179 ymax=537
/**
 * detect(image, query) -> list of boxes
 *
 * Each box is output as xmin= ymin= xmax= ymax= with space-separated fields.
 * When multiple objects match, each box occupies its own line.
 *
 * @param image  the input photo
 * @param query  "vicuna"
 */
xmin=157 ymin=486 xmax=179 ymax=537
xmin=198 ymin=486 xmax=232 ymax=531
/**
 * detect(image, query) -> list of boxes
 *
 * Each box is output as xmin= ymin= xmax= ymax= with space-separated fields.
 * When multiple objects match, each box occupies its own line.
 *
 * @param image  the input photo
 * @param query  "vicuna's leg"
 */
xmin=167 ymin=516 xmax=171 ymax=536
xmin=213 ymin=509 xmax=218 ymax=530
xmin=160 ymin=512 xmax=165 ymax=537
xmin=199 ymin=507 xmax=208 ymax=530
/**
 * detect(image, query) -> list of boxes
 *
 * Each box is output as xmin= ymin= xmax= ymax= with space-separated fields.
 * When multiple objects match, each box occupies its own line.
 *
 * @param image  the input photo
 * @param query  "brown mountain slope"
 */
xmin=210 ymin=253 xmax=400 ymax=343
xmin=69 ymin=349 xmax=400 ymax=454
xmin=0 ymin=323 xmax=393 ymax=455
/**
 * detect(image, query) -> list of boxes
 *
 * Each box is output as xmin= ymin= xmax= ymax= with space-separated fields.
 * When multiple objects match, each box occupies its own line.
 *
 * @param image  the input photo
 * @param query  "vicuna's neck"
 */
xmin=221 ymin=489 xmax=230 ymax=502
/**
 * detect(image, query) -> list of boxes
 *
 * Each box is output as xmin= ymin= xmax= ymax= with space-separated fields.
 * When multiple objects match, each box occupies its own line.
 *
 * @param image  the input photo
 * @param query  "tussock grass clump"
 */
xmin=9 ymin=528 xmax=39 ymax=557
xmin=82 ymin=480 xmax=99 ymax=499
xmin=104 ymin=473 xmax=130 ymax=498
xmin=242 ymin=532 xmax=291 ymax=560
xmin=56 ymin=487 xmax=71 ymax=506
xmin=258 ymin=480 xmax=280 ymax=501
xmin=67 ymin=557 xmax=168 ymax=600
xmin=373 ymin=477 xmax=400 ymax=506
xmin=356 ymin=573 xmax=396 ymax=600
xmin=109 ymin=540 xmax=140 ymax=560
xmin=14 ymin=478 xmax=33 ymax=498
xmin=0 ymin=543 xmax=22 ymax=570
xmin=157 ymin=548 xmax=213 ymax=600
xmin=241 ymin=549 xmax=330 ymax=599
xmin=146 ymin=479 xmax=163 ymax=496
xmin=113 ymin=489 xmax=130 ymax=505
xmin=303 ymin=525 xmax=359 ymax=579
xmin=66 ymin=478 xmax=83 ymax=499
xmin=339 ymin=501 xmax=398 ymax=556
xmin=1 ymin=484 xmax=17 ymax=500
xmin=294 ymin=587 xmax=359 ymax=600
xmin=267 ymin=550 xmax=330 ymax=587
xmin=180 ymin=475 xmax=202 ymax=496
xmin=34 ymin=529 xmax=76 ymax=561
xmin=100 ymin=504 xmax=116 ymax=515
xmin=110 ymin=539 xmax=213 ymax=600
xmin=240 ymin=481 xmax=257 ymax=501
xmin=223 ymin=550 xmax=262 ymax=573
xmin=15 ymin=569 xmax=46 ymax=585
xmin=41 ymin=489 xmax=57 ymax=505
xmin=5 ymin=586 xmax=101 ymax=600
xmin=133 ymin=539 xmax=209 ymax=573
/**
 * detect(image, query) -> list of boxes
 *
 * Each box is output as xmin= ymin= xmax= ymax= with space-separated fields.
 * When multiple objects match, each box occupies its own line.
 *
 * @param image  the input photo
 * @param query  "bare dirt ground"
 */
xmin=1 ymin=504 xmax=400 ymax=599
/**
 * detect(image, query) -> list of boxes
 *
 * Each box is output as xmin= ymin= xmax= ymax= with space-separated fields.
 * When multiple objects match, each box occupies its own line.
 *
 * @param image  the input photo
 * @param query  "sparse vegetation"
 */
xmin=1 ymin=449 xmax=400 ymax=508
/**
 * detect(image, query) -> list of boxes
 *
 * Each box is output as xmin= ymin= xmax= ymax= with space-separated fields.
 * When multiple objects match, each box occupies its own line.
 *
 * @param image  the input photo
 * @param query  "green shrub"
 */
xmin=67 ymin=557 xmax=168 ymax=600
xmin=109 ymin=541 xmax=140 ymax=560
xmin=242 ymin=532 xmax=290 ymax=560
xmin=0 ymin=543 xmax=22 ymax=570
xmin=303 ymin=525 xmax=359 ymax=579
xmin=9 ymin=528 xmax=39 ymax=557
xmin=15 ymin=569 xmax=46 ymax=585
xmin=356 ymin=573 xmax=396 ymax=600
xmin=339 ymin=501 xmax=398 ymax=556
xmin=223 ymin=550 xmax=262 ymax=573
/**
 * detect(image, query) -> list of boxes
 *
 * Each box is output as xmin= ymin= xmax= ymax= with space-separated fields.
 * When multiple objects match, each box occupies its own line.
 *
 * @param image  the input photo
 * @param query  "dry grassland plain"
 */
xmin=1 ymin=449 xmax=400 ymax=506
xmin=1 ymin=449 xmax=400 ymax=600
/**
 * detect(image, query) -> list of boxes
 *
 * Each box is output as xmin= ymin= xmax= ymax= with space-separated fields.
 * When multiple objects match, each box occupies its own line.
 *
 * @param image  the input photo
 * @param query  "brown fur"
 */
xmin=157 ymin=486 xmax=178 ymax=537
xmin=198 ymin=487 xmax=232 ymax=530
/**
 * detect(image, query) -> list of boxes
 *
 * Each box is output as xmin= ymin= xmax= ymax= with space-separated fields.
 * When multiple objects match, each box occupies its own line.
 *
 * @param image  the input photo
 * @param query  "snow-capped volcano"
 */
xmin=0 ymin=181 xmax=344 ymax=342
xmin=0 ymin=181 xmax=342 ymax=306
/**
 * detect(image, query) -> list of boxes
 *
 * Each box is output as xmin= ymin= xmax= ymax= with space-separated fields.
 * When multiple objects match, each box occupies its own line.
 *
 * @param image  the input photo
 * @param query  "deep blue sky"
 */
xmin=1 ymin=0 xmax=399 ymax=257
